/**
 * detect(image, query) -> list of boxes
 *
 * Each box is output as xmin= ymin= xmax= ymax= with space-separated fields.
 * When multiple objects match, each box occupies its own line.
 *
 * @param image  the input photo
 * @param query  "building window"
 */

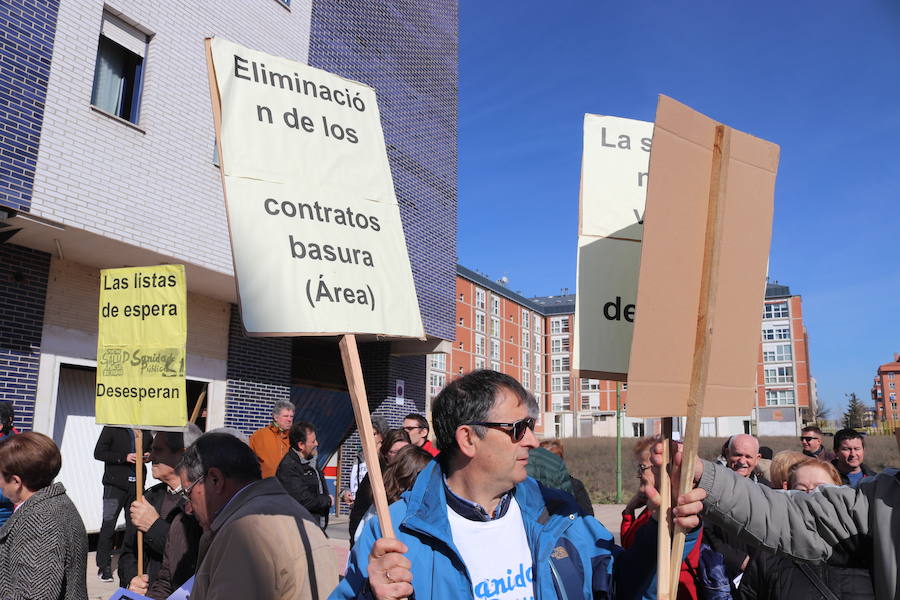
xmin=534 ymin=315 xmax=542 ymax=333
xmin=762 ymin=326 xmax=790 ymax=340
xmin=551 ymin=356 xmax=570 ymax=373
xmin=491 ymin=296 xmax=500 ymax=316
xmin=491 ymin=316 xmax=500 ymax=338
xmin=551 ymin=337 xmax=570 ymax=354
xmin=891 ymin=392 xmax=897 ymax=401
xmin=581 ymin=378 xmax=599 ymax=391
xmin=491 ymin=360 xmax=500 ymax=372
xmin=550 ymin=317 xmax=570 ymax=334
xmin=763 ymin=301 xmax=789 ymax=319
xmin=764 ymin=366 xmax=793 ymax=384
xmin=458 ymin=341 xmax=464 ymax=350
xmin=475 ymin=335 xmax=485 ymax=357
xmin=522 ymin=329 xmax=530 ymax=350
xmin=475 ymin=357 xmax=485 ymax=370
xmin=762 ymin=343 xmax=792 ymax=362
xmin=522 ymin=351 xmax=530 ymax=369
xmin=551 ymin=394 xmax=571 ymax=412
xmin=521 ymin=308 xmax=529 ymax=325
xmin=534 ymin=352 xmax=541 ymax=372
xmin=551 ymin=376 xmax=570 ymax=392
xmin=490 ymin=339 xmax=500 ymax=360
xmin=429 ymin=353 xmax=446 ymax=371
xmin=475 ymin=311 xmax=485 ymax=333
xmin=91 ymin=13 xmax=148 ymax=123
xmin=890 ymin=382 xmax=896 ymax=390
xmin=534 ymin=335 xmax=542 ymax=353
xmin=765 ymin=389 xmax=795 ymax=406
xmin=534 ymin=374 xmax=542 ymax=394
xmin=475 ymin=288 xmax=485 ymax=310
xmin=429 ymin=372 xmax=446 ymax=399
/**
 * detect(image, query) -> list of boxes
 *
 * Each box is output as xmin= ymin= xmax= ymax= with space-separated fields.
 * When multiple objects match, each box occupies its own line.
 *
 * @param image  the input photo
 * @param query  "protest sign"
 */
xmin=95 ymin=264 xmax=187 ymax=427
xmin=574 ymin=115 xmax=653 ymax=380
xmin=625 ymin=96 xmax=779 ymax=600
xmin=626 ymin=96 xmax=779 ymax=418
xmin=205 ymin=36 xmax=424 ymax=339
xmin=206 ymin=38 xmax=419 ymax=545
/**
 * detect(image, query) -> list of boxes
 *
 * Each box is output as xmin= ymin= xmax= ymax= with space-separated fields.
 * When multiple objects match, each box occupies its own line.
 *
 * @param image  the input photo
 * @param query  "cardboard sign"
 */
xmin=626 ymin=96 xmax=779 ymax=417
xmin=206 ymin=37 xmax=424 ymax=338
xmin=95 ymin=265 xmax=187 ymax=427
xmin=575 ymin=115 xmax=653 ymax=380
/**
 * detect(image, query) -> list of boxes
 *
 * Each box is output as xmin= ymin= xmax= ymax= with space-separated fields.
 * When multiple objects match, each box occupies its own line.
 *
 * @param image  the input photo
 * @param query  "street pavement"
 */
xmin=86 ymin=506 xmax=626 ymax=599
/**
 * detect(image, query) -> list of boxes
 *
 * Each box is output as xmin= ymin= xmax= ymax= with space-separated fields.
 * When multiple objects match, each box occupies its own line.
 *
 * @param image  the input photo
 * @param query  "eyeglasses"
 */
xmin=465 ymin=417 xmax=536 ymax=442
xmin=178 ymin=474 xmax=205 ymax=503
xmin=402 ymin=426 xmax=425 ymax=432
xmin=799 ymin=436 xmax=820 ymax=442
xmin=636 ymin=464 xmax=652 ymax=478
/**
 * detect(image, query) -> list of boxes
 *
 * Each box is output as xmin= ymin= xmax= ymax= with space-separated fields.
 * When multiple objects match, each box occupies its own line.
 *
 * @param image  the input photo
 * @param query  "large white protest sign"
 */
xmin=206 ymin=37 xmax=424 ymax=338
xmin=574 ymin=115 xmax=653 ymax=380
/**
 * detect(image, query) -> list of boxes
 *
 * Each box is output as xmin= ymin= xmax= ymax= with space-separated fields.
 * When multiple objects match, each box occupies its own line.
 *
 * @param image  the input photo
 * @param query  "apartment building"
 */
xmin=872 ymin=354 xmax=900 ymax=428
xmin=1 ymin=0 xmax=457 ymax=528
xmin=429 ymin=269 xmax=815 ymax=438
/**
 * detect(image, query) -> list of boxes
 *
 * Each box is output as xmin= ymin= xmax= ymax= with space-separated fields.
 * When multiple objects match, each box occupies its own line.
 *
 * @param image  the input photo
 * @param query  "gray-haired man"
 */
xmin=249 ymin=399 xmax=295 ymax=478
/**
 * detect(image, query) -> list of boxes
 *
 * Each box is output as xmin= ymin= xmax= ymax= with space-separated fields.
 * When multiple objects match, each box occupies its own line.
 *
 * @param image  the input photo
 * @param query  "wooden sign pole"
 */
xmin=665 ymin=125 xmax=731 ymax=599
xmin=189 ymin=388 xmax=208 ymax=425
xmin=656 ymin=417 xmax=673 ymax=600
xmin=135 ymin=428 xmax=144 ymax=578
xmin=339 ymin=334 xmax=395 ymax=539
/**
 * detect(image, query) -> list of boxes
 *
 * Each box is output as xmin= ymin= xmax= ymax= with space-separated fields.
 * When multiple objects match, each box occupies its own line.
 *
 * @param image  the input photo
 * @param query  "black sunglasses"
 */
xmin=799 ymin=436 xmax=819 ymax=442
xmin=465 ymin=417 xmax=536 ymax=442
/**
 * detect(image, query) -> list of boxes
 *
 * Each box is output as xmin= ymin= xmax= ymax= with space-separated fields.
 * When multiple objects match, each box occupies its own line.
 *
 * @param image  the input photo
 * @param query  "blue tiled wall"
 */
xmin=308 ymin=0 xmax=458 ymax=342
xmin=223 ymin=304 xmax=292 ymax=435
xmin=0 ymin=244 xmax=51 ymax=431
xmin=0 ymin=0 xmax=60 ymax=213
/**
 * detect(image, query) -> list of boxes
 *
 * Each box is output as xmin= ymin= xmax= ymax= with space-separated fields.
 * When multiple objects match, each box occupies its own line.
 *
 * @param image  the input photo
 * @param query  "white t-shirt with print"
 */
xmin=447 ymin=496 xmax=535 ymax=600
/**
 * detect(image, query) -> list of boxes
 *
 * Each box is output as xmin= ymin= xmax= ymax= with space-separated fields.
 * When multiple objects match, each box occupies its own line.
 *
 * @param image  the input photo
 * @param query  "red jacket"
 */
xmin=621 ymin=508 xmax=703 ymax=600
xmin=420 ymin=440 xmax=439 ymax=457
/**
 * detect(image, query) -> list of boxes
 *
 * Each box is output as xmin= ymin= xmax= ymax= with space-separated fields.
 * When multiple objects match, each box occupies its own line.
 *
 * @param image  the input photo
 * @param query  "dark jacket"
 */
xmin=147 ymin=511 xmax=202 ymax=599
xmin=525 ymin=446 xmax=574 ymax=495
xmin=570 ymin=475 xmax=594 ymax=516
xmin=804 ymin=446 xmax=836 ymax=462
xmin=831 ymin=459 xmax=876 ymax=486
xmin=276 ymin=449 xmax=331 ymax=525
xmin=93 ymin=426 xmax=152 ymax=491
xmin=348 ymin=473 xmax=373 ymax=547
xmin=0 ymin=482 xmax=88 ymax=600
xmin=118 ymin=482 xmax=185 ymax=587
xmin=738 ymin=547 xmax=875 ymax=600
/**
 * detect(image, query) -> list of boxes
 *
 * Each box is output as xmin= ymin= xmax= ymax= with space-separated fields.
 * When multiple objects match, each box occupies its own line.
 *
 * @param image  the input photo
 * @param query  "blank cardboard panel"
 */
xmin=626 ymin=96 xmax=779 ymax=417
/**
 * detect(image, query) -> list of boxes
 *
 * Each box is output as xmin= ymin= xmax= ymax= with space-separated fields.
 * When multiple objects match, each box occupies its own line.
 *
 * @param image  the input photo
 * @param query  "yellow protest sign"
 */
xmin=95 ymin=264 xmax=187 ymax=427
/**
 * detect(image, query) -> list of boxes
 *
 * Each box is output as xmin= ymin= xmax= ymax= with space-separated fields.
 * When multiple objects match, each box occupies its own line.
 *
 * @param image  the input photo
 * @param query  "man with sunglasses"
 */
xmin=334 ymin=369 xmax=671 ymax=600
xmin=799 ymin=425 xmax=835 ymax=462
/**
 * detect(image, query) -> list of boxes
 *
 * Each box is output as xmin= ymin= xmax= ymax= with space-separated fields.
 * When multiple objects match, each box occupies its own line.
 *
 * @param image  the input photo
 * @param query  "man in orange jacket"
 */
xmin=249 ymin=400 xmax=294 ymax=478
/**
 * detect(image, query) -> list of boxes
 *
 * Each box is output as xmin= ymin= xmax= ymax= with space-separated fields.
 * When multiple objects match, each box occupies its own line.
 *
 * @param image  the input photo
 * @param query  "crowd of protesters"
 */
xmin=0 ymin=371 xmax=896 ymax=600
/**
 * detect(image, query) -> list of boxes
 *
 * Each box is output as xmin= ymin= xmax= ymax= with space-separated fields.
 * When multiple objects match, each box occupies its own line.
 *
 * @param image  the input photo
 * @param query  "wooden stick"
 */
xmin=339 ymin=335 xmax=395 ymax=539
xmin=135 ymin=429 xmax=144 ymax=578
xmin=190 ymin=388 xmax=207 ymax=425
xmin=669 ymin=125 xmax=731 ymax=598
xmin=656 ymin=417 xmax=673 ymax=600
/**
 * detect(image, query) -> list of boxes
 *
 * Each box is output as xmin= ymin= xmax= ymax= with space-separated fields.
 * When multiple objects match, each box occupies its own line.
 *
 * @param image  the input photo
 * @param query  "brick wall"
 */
xmin=223 ymin=304 xmax=292 ymax=435
xmin=0 ymin=244 xmax=51 ymax=430
xmin=0 ymin=0 xmax=60 ymax=213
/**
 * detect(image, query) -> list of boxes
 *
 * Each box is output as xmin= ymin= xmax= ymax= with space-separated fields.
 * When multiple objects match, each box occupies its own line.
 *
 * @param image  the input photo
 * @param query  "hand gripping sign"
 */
xmin=206 ymin=37 xmax=426 ymax=546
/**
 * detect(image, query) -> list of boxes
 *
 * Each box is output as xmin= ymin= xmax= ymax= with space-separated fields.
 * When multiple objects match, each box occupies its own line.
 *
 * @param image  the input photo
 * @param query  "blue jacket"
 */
xmin=331 ymin=460 xmax=686 ymax=599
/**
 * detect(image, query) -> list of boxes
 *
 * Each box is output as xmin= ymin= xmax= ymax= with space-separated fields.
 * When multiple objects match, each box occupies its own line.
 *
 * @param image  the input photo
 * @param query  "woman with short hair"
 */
xmin=0 ymin=431 xmax=88 ymax=600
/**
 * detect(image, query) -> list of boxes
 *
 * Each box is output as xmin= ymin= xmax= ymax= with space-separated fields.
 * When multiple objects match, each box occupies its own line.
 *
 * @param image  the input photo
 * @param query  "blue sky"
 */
xmin=458 ymin=1 xmax=900 ymax=416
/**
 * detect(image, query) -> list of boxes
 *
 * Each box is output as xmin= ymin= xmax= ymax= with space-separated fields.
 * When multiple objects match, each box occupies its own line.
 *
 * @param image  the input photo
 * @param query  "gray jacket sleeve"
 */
xmin=698 ymin=459 xmax=870 ymax=562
